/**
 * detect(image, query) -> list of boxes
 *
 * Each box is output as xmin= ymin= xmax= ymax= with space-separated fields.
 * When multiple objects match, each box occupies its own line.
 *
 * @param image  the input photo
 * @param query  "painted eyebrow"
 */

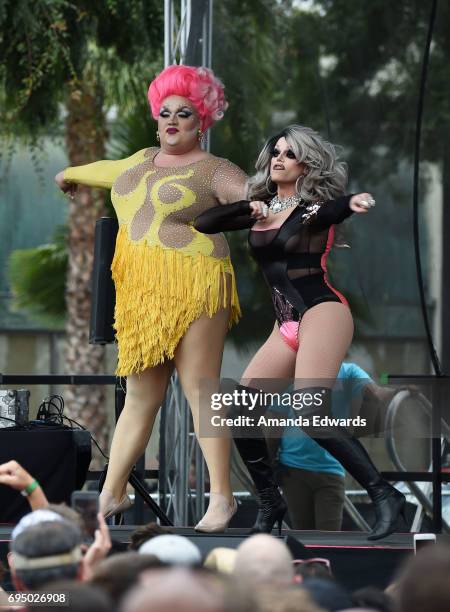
xmin=160 ymin=106 xmax=194 ymax=113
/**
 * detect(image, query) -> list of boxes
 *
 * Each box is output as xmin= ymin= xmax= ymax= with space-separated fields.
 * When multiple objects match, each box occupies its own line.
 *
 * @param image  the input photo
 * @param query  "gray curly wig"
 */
xmin=247 ymin=125 xmax=348 ymax=203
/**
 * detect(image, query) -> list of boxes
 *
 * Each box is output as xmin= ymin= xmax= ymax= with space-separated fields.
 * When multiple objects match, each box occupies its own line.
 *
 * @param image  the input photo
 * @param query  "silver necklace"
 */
xmin=268 ymin=194 xmax=302 ymax=214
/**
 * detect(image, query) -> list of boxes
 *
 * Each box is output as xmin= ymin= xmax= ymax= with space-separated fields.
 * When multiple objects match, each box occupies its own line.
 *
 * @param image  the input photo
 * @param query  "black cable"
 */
xmin=413 ymin=0 xmax=442 ymax=376
xmin=36 ymin=394 xmax=109 ymax=460
xmin=63 ymin=415 xmax=109 ymax=461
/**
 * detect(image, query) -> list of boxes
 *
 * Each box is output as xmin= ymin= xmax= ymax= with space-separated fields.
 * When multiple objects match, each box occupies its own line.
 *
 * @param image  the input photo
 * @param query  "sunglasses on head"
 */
xmin=293 ymin=558 xmax=331 ymax=569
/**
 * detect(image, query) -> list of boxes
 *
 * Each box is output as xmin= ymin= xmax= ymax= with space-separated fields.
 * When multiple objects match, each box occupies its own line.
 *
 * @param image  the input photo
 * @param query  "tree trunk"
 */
xmin=64 ymin=79 xmax=108 ymax=469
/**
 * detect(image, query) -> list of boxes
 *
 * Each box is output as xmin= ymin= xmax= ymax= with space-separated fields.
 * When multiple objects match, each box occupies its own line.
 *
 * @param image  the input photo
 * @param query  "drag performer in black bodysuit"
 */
xmin=195 ymin=125 xmax=406 ymax=540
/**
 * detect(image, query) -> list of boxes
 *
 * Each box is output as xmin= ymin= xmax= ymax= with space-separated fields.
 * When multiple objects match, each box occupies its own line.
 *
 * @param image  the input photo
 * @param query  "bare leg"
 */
xmin=294 ymin=302 xmax=354 ymax=383
xmin=243 ymin=321 xmax=296 ymax=385
xmin=174 ymin=304 xmax=232 ymax=504
xmin=102 ymin=362 xmax=173 ymax=508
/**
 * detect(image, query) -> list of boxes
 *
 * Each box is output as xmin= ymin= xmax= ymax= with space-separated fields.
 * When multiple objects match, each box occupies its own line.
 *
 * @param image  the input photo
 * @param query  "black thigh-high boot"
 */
xmin=230 ymin=386 xmax=287 ymax=535
xmin=299 ymin=387 xmax=406 ymax=540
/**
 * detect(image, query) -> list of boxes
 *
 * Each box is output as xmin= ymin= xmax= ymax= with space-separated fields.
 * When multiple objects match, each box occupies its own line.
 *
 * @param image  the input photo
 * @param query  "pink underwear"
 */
xmin=279 ymin=320 xmax=300 ymax=352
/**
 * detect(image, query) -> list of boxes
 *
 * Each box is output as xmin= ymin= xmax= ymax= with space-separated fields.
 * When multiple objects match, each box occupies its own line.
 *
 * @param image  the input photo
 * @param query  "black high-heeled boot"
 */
xmin=295 ymin=386 xmax=406 ymax=540
xmin=233 ymin=435 xmax=287 ymax=535
xmin=315 ymin=433 xmax=406 ymax=540
xmin=251 ymin=485 xmax=287 ymax=536
xmin=365 ymin=478 xmax=407 ymax=540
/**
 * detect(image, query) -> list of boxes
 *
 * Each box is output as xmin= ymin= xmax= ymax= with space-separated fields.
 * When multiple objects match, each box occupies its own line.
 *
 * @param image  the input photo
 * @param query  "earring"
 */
xmin=265 ymin=176 xmax=277 ymax=195
xmin=197 ymin=129 xmax=204 ymax=142
xmin=156 ymin=131 xmax=160 ymax=142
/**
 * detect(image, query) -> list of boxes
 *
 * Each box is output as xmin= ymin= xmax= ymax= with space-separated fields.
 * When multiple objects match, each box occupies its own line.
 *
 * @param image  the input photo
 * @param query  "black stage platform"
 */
xmin=0 ymin=526 xmax=418 ymax=591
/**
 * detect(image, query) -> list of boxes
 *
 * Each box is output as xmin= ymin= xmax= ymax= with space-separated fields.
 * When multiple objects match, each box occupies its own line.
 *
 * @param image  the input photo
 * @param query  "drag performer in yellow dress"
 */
xmin=55 ymin=65 xmax=247 ymax=531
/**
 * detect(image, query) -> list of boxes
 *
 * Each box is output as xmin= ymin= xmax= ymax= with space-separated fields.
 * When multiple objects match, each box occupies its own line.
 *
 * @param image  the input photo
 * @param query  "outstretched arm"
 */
xmin=55 ymin=149 xmax=147 ymax=194
xmin=194 ymin=201 xmax=256 ymax=233
xmin=312 ymin=192 xmax=374 ymax=228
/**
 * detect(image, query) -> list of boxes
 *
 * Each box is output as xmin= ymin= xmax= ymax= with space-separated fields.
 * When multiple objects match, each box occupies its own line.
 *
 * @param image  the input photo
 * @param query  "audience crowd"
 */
xmin=0 ymin=460 xmax=449 ymax=612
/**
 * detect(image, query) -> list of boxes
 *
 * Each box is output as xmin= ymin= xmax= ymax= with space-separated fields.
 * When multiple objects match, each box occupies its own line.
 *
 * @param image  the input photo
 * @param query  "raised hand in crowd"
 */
xmin=0 ymin=460 xmax=48 ymax=510
xmin=82 ymin=513 xmax=112 ymax=581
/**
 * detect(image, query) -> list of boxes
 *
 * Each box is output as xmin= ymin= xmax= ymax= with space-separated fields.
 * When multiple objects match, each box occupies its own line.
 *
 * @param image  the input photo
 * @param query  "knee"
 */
xmin=178 ymin=377 xmax=201 ymax=410
xmin=124 ymin=389 xmax=164 ymax=414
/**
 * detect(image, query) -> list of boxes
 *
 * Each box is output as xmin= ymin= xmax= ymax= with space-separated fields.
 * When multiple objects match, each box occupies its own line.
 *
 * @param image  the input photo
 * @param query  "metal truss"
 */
xmin=158 ymin=1 xmax=213 ymax=526
xmin=158 ymin=373 xmax=205 ymax=525
xmin=164 ymin=0 xmax=213 ymax=67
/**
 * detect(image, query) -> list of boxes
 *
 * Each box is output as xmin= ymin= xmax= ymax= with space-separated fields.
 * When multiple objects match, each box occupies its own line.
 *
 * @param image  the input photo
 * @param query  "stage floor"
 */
xmin=0 ymin=526 xmax=415 ymax=591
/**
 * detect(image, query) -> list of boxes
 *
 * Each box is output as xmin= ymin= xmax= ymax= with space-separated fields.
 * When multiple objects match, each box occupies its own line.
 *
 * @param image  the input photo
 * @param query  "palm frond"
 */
xmin=7 ymin=227 xmax=68 ymax=325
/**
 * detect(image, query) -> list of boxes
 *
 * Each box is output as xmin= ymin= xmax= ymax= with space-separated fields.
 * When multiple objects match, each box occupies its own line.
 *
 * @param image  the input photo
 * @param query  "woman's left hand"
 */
xmin=350 ymin=193 xmax=375 ymax=213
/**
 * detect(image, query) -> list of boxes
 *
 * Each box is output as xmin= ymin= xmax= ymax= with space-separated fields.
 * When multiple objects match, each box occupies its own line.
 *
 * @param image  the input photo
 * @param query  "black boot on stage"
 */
xmin=316 ymin=433 xmax=406 ymax=540
xmin=297 ymin=386 xmax=406 ymax=541
xmin=365 ymin=477 xmax=407 ymax=540
xmin=233 ymin=436 xmax=287 ymax=536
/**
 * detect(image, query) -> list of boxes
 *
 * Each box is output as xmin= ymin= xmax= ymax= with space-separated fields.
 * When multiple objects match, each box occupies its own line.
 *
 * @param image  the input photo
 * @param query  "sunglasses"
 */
xmin=293 ymin=558 xmax=331 ymax=570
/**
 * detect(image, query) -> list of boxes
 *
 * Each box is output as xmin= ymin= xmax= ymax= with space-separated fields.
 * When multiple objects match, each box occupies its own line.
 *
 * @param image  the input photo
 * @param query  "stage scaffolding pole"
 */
xmin=159 ymin=0 xmax=213 ymax=526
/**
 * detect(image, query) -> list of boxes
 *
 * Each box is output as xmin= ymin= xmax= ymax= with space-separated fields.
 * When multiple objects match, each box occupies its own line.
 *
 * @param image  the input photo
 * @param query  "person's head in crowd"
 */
xmin=257 ymin=586 xmax=326 ymax=612
xmin=122 ymin=567 xmax=255 ymax=612
xmin=129 ymin=521 xmax=173 ymax=550
xmin=300 ymin=576 xmax=353 ymax=611
xmin=138 ymin=534 xmax=202 ymax=567
xmin=11 ymin=509 xmax=65 ymax=540
xmin=26 ymin=579 xmax=112 ymax=612
xmin=90 ymin=552 xmax=167 ymax=601
xmin=397 ymin=543 xmax=450 ymax=612
xmin=233 ymin=533 xmax=294 ymax=586
xmin=204 ymin=547 xmax=236 ymax=575
xmin=352 ymin=586 xmax=394 ymax=612
xmin=293 ymin=558 xmax=333 ymax=582
xmin=9 ymin=520 xmax=85 ymax=591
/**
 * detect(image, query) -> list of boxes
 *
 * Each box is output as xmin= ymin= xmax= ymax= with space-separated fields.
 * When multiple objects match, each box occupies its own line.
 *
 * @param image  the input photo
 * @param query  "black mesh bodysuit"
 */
xmin=194 ymin=196 xmax=353 ymax=350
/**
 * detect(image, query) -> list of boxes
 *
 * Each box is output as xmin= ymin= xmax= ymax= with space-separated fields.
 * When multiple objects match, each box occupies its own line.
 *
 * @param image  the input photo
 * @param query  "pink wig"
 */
xmin=148 ymin=65 xmax=228 ymax=131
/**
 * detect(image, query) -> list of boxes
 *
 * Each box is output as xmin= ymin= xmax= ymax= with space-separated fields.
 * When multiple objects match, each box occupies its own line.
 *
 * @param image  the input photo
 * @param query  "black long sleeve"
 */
xmin=194 ymin=200 xmax=255 ymax=233
xmin=313 ymin=195 xmax=354 ymax=228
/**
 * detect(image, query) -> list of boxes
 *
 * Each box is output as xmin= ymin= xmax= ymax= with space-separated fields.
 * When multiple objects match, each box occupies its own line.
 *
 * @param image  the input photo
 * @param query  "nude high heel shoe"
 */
xmin=194 ymin=493 xmax=237 ymax=533
xmin=100 ymin=488 xmax=133 ymax=520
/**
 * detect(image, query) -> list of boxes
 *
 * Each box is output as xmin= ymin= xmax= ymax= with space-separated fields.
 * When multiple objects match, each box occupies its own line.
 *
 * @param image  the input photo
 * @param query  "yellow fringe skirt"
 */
xmin=111 ymin=226 xmax=241 ymax=376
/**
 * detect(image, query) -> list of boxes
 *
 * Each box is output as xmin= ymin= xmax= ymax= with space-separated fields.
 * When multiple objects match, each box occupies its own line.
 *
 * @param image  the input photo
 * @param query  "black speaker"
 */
xmin=0 ymin=428 xmax=91 ymax=523
xmin=89 ymin=217 xmax=118 ymax=345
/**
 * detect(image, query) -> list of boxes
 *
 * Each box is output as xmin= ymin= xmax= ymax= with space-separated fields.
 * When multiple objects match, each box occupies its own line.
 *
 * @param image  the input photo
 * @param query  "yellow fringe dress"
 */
xmin=64 ymin=147 xmax=247 ymax=375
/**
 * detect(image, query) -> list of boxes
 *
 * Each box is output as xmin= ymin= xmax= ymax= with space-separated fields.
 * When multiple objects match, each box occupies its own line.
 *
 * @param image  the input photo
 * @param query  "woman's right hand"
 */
xmin=55 ymin=170 xmax=77 ymax=198
xmin=250 ymin=201 xmax=269 ymax=220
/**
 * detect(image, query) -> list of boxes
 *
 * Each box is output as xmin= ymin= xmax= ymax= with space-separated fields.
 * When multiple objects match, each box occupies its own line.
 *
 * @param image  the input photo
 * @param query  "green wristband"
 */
xmin=21 ymin=479 xmax=40 ymax=497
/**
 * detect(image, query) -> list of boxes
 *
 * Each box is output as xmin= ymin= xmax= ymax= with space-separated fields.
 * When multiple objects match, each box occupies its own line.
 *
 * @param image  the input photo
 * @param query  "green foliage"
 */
xmin=308 ymin=0 xmax=450 ymax=174
xmin=212 ymin=0 xmax=283 ymax=172
xmin=0 ymin=0 xmax=164 ymax=144
xmin=7 ymin=226 xmax=68 ymax=325
xmin=108 ymin=91 xmax=159 ymax=159
xmin=0 ymin=0 xmax=86 ymax=146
